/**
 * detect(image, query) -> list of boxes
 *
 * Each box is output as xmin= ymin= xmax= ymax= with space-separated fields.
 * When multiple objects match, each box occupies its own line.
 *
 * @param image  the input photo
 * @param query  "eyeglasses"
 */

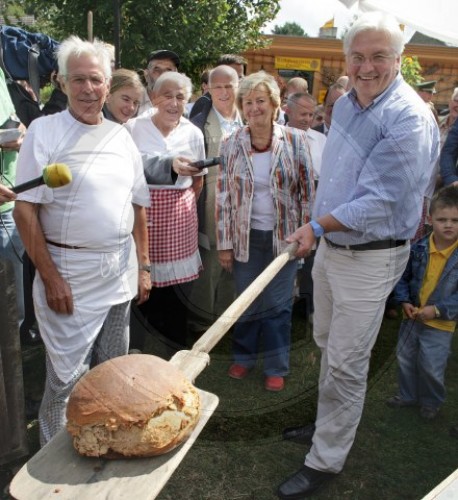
xmin=348 ymin=53 xmax=395 ymax=67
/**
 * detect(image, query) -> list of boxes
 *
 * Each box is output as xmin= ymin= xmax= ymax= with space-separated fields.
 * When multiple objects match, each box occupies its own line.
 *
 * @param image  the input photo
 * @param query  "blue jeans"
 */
xmin=232 ymin=229 xmax=297 ymax=376
xmin=0 ymin=209 xmax=24 ymax=326
xmin=397 ymin=319 xmax=453 ymax=409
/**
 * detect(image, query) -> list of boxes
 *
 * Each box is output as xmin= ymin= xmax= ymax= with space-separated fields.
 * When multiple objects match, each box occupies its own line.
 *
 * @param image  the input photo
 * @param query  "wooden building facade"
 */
xmin=244 ymin=35 xmax=458 ymax=111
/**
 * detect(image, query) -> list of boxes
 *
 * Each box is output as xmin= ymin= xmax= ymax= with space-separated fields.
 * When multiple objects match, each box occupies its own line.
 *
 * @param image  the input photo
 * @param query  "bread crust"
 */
xmin=66 ymin=354 xmax=201 ymax=458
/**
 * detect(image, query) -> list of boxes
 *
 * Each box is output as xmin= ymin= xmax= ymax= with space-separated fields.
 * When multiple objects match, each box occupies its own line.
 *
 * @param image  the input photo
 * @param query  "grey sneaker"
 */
xmin=386 ymin=395 xmax=417 ymax=408
xmin=420 ymin=406 xmax=439 ymax=420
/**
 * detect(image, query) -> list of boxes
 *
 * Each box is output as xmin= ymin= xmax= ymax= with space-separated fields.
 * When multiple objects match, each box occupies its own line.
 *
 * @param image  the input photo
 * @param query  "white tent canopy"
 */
xmin=338 ymin=0 xmax=458 ymax=46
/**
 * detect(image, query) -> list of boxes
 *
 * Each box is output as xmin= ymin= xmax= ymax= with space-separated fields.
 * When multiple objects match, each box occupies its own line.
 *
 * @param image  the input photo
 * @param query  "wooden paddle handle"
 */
xmin=173 ymin=242 xmax=298 ymax=379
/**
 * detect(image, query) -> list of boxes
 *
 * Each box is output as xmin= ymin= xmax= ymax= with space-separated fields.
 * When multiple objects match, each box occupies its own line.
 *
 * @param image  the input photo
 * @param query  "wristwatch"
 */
xmin=139 ymin=263 xmax=151 ymax=273
xmin=309 ymin=220 xmax=325 ymax=238
xmin=434 ymin=305 xmax=441 ymax=318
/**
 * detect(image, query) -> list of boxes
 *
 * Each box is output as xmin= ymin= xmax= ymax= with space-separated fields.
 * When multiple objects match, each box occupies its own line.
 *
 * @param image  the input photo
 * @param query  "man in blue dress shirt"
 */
xmin=278 ymin=12 xmax=440 ymax=499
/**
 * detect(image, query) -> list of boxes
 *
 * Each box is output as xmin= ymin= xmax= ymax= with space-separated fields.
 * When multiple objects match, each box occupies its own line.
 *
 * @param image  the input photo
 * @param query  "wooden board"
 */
xmin=10 ymin=389 xmax=218 ymax=500
xmin=10 ymin=244 xmax=296 ymax=499
xmin=422 ymin=468 xmax=458 ymax=500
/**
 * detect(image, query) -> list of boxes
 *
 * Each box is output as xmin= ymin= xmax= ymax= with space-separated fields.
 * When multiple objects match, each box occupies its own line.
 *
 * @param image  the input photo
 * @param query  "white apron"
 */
xmin=33 ymin=238 xmax=137 ymax=384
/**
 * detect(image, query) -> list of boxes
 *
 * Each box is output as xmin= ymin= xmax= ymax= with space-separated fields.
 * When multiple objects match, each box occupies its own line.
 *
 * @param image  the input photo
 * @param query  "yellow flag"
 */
xmin=322 ymin=17 xmax=334 ymax=29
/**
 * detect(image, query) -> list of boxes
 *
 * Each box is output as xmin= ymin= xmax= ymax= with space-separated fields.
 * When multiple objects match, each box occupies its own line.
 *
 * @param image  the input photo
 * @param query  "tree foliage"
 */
xmin=401 ymin=55 xmax=423 ymax=88
xmin=6 ymin=0 xmax=280 ymax=83
xmin=272 ymin=21 xmax=307 ymax=37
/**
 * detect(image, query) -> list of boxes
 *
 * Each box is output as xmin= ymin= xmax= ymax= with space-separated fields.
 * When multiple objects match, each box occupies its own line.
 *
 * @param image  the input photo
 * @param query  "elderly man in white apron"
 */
xmin=13 ymin=36 xmax=151 ymax=445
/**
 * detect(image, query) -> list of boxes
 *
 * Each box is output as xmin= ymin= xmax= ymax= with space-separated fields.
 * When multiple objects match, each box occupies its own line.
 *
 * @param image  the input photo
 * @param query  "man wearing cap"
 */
xmin=417 ymin=80 xmax=437 ymax=104
xmin=439 ymin=87 xmax=458 ymax=145
xmin=138 ymin=49 xmax=180 ymax=115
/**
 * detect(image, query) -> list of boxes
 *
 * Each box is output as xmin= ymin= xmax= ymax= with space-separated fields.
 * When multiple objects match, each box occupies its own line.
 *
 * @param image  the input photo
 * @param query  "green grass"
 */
xmin=156 ymin=310 xmax=458 ymax=500
xmin=6 ymin=309 xmax=458 ymax=500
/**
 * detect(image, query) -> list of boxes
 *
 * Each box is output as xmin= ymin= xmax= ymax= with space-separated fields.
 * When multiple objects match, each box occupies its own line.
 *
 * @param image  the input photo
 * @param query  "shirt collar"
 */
xmin=285 ymin=124 xmax=316 ymax=139
xmin=429 ymin=233 xmax=458 ymax=257
xmin=213 ymin=107 xmax=242 ymax=132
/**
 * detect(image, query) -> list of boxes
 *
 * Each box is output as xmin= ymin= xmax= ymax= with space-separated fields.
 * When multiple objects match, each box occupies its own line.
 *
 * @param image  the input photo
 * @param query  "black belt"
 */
xmin=46 ymin=239 xmax=86 ymax=250
xmin=324 ymin=237 xmax=406 ymax=251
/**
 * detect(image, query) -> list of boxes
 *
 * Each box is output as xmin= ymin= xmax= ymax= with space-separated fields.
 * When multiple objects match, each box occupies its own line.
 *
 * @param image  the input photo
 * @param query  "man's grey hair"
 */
xmin=216 ymin=54 xmax=247 ymax=67
xmin=57 ymin=36 xmax=112 ymax=80
xmin=152 ymin=72 xmax=193 ymax=102
xmin=287 ymin=92 xmax=316 ymax=110
xmin=343 ymin=12 xmax=405 ymax=56
xmin=324 ymin=82 xmax=346 ymax=106
xmin=208 ymin=65 xmax=239 ymax=86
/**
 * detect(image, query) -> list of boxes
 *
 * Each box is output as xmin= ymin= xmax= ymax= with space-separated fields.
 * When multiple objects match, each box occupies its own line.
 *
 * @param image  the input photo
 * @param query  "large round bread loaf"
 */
xmin=66 ymin=354 xmax=200 ymax=458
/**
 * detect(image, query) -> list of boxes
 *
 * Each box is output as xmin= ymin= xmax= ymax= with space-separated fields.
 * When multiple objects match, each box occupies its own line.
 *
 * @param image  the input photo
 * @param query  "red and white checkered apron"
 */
xmin=147 ymin=187 xmax=201 ymax=287
xmin=412 ymin=197 xmax=429 ymax=242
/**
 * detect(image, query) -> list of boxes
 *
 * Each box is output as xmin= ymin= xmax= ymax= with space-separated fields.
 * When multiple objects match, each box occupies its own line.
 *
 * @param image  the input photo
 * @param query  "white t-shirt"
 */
xmin=15 ymin=110 xmax=150 ymax=383
xmin=305 ymin=128 xmax=327 ymax=179
xmin=16 ymin=110 xmax=150 ymax=251
xmin=125 ymin=111 xmax=205 ymax=189
xmin=251 ymin=151 xmax=275 ymax=230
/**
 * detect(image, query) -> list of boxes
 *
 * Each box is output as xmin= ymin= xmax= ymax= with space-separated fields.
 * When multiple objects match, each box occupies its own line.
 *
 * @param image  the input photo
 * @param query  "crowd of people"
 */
xmin=1 ymin=9 xmax=457 ymax=498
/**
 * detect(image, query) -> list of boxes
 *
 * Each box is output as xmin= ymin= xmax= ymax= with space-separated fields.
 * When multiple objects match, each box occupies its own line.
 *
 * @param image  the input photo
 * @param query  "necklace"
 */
xmin=249 ymin=127 xmax=273 ymax=153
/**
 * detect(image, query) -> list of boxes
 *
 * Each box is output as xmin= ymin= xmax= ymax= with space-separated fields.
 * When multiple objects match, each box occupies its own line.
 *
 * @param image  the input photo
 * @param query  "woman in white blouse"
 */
xmin=126 ymin=72 xmax=205 ymax=353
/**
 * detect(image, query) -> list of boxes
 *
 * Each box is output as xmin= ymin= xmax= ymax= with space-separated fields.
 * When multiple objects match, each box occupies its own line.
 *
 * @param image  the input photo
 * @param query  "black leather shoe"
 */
xmin=282 ymin=424 xmax=316 ymax=445
xmin=277 ymin=465 xmax=336 ymax=499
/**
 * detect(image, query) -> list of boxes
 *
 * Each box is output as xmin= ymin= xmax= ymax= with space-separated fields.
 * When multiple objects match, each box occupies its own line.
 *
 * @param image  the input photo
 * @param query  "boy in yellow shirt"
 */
xmin=387 ymin=185 xmax=458 ymax=419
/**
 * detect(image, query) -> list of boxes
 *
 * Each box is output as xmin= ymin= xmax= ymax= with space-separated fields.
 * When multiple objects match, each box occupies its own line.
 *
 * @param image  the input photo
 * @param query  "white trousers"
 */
xmin=305 ymin=239 xmax=410 ymax=473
